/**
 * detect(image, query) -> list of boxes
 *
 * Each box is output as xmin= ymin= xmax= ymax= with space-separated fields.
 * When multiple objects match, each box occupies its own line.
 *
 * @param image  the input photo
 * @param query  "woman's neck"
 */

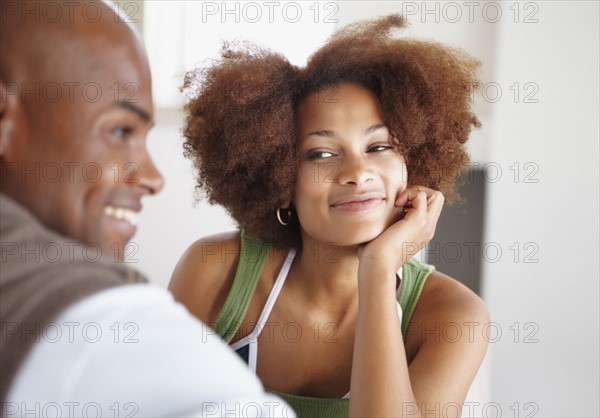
xmin=286 ymin=237 xmax=363 ymax=320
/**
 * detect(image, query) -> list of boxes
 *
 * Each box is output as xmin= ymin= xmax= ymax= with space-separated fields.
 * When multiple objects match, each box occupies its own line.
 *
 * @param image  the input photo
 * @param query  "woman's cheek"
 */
xmin=386 ymin=205 xmax=406 ymax=229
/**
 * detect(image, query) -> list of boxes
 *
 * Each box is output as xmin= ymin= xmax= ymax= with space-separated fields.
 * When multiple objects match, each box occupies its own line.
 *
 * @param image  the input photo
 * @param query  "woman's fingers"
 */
xmin=396 ymin=186 xmax=444 ymax=214
xmin=361 ymin=186 xmax=445 ymax=268
xmin=394 ymin=186 xmax=444 ymax=242
xmin=426 ymin=188 xmax=445 ymax=218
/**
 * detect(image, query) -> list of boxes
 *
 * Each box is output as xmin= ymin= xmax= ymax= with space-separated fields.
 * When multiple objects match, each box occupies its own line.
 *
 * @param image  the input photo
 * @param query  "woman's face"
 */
xmin=294 ymin=83 xmax=408 ymax=247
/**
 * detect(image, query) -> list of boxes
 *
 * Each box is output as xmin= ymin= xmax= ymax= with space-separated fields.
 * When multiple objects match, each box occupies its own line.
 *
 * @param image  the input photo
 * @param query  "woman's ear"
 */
xmin=280 ymin=193 xmax=293 ymax=209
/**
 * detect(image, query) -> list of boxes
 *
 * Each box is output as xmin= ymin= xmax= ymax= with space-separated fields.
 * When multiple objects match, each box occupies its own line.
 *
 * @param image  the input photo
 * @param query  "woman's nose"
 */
xmin=335 ymin=154 xmax=374 ymax=186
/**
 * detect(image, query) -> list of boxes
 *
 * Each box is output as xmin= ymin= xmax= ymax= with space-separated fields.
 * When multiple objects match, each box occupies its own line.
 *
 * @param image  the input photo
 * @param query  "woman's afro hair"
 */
xmin=182 ymin=14 xmax=481 ymax=249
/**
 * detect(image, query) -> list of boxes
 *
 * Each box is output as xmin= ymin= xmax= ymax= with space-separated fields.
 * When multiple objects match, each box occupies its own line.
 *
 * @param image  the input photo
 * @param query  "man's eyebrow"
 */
xmin=115 ymin=101 xmax=153 ymax=124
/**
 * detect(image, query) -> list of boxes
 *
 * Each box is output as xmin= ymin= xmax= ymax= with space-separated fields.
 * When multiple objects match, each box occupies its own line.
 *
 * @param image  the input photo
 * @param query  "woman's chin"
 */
xmin=325 ymin=225 xmax=387 ymax=248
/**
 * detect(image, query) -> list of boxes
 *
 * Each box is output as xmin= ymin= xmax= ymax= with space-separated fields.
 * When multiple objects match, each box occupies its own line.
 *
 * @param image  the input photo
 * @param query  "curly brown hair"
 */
xmin=182 ymin=14 xmax=481 ymax=249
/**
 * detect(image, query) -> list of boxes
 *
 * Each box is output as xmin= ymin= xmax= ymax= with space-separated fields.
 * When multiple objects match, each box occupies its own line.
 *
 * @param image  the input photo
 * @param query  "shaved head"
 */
xmin=0 ymin=0 xmax=163 ymax=260
xmin=0 ymin=0 xmax=151 ymax=132
xmin=1 ymin=1 xmax=145 ymax=80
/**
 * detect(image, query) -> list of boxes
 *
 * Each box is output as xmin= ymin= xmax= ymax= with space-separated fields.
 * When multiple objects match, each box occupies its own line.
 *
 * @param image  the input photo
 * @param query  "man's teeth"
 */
xmin=104 ymin=206 xmax=138 ymax=226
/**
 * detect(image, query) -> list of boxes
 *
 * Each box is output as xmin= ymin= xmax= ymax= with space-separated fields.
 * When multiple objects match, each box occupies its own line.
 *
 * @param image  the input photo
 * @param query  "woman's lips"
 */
xmin=332 ymin=198 xmax=385 ymax=212
xmin=330 ymin=193 xmax=386 ymax=212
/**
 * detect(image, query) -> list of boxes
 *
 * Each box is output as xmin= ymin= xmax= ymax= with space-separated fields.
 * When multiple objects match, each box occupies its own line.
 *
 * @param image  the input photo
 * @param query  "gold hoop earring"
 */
xmin=276 ymin=208 xmax=291 ymax=226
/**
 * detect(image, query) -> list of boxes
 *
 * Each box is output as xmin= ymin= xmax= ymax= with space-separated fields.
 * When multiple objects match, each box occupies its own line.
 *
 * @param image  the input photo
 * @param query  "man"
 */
xmin=0 ymin=1 xmax=293 ymax=416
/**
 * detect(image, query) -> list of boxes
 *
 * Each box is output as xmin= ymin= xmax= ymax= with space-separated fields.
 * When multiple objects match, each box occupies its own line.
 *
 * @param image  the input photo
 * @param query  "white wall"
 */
xmin=134 ymin=1 xmax=599 ymax=416
xmin=482 ymin=2 xmax=599 ymax=416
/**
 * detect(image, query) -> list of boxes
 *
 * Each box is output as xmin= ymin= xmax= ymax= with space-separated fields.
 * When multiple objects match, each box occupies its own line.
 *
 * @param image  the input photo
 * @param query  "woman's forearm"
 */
xmin=349 ymin=264 xmax=419 ymax=418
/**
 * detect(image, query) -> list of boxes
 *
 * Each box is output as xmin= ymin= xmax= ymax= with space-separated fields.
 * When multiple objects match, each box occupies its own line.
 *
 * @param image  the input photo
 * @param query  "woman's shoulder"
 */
xmin=417 ymin=269 xmax=489 ymax=325
xmin=405 ymin=268 xmax=489 ymax=361
xmin=168 ymin=230 xmax=242 ymax=324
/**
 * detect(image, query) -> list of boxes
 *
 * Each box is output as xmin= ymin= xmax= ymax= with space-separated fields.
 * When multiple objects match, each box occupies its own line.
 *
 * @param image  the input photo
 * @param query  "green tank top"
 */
xmin=215 ymin=231 xmax=434 ymax=417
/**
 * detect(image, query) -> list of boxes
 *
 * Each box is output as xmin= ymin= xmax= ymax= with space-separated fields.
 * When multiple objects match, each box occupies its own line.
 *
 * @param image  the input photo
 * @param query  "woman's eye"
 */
xmin=306 ymin=150 xmax=336 ymax=160
xmin=368 ymin=144 xmax=394 ymax=153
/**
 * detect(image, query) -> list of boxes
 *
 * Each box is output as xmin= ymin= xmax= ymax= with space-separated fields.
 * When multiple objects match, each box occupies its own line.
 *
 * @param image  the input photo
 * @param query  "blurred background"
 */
xmin=118 ymin=1 xmax=598 ymax=416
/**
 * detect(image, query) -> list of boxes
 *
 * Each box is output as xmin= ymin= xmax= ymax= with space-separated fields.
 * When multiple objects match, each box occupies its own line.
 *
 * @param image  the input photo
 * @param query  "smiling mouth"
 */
xmin=104 ymin=205 xmax=139 ymax=226
xmin=331 ymin=197 xmax=385 ymax=212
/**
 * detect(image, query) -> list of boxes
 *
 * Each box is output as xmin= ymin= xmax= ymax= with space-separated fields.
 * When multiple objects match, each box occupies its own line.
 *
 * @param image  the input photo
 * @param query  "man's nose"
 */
xmin=134 ymin=148 xmax=164 ymax=195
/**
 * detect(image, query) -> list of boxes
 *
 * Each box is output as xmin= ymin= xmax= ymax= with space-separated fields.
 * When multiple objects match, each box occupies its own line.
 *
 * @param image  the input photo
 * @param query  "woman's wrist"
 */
xmin=357 ymin=262 xmax=399 ymax=301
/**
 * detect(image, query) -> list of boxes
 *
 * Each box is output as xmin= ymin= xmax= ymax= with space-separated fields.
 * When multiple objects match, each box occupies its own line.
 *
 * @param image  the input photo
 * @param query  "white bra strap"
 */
xmin=241 ymin=248 xmax=296 ymax=372
xmin=396 ymin=266 xmax=403 ymax=299
xmin=254 ymin=248 xmax=297 ymax=335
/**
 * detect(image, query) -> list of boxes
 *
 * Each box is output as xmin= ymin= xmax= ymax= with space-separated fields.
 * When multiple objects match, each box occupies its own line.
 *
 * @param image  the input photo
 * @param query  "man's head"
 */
xmin=0 ymin=0 xmax=163 ymax=260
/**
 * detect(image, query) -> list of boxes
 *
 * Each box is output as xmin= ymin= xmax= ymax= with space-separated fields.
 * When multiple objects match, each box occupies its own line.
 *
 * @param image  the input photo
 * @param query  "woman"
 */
xmin=170 ymin=14 xmax=489 ymax=417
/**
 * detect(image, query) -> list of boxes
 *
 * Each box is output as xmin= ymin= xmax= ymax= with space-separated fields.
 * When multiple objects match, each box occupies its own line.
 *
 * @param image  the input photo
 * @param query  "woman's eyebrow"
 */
xmin=363 ymin=124 xmax=387 ymax=136
xmin=306 ymin=125 xmax=387 ymax=139
xmin=306 ymin=130 xmax=337 ymax=138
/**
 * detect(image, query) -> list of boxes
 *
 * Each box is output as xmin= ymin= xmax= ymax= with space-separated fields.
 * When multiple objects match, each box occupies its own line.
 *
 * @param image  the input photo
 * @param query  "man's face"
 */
xmin=0 ymin=22 xmax=163 ymax=260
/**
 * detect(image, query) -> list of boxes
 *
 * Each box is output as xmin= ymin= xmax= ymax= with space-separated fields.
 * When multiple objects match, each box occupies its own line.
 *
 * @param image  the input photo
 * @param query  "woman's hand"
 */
xmin=351 ymin=186 xmax=489 ymax=418
xmin=350 ymin=186 xmax=444 ymax=417
xmin=358 ymin=185 xmax=445 ymax=276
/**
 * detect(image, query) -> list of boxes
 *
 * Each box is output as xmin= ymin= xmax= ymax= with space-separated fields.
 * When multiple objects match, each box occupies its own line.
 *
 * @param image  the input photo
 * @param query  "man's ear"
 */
xmin=0 ymin=80 xmax=10 ymax=156
xmin=0 ymin=80 xmax=18 ymax=157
